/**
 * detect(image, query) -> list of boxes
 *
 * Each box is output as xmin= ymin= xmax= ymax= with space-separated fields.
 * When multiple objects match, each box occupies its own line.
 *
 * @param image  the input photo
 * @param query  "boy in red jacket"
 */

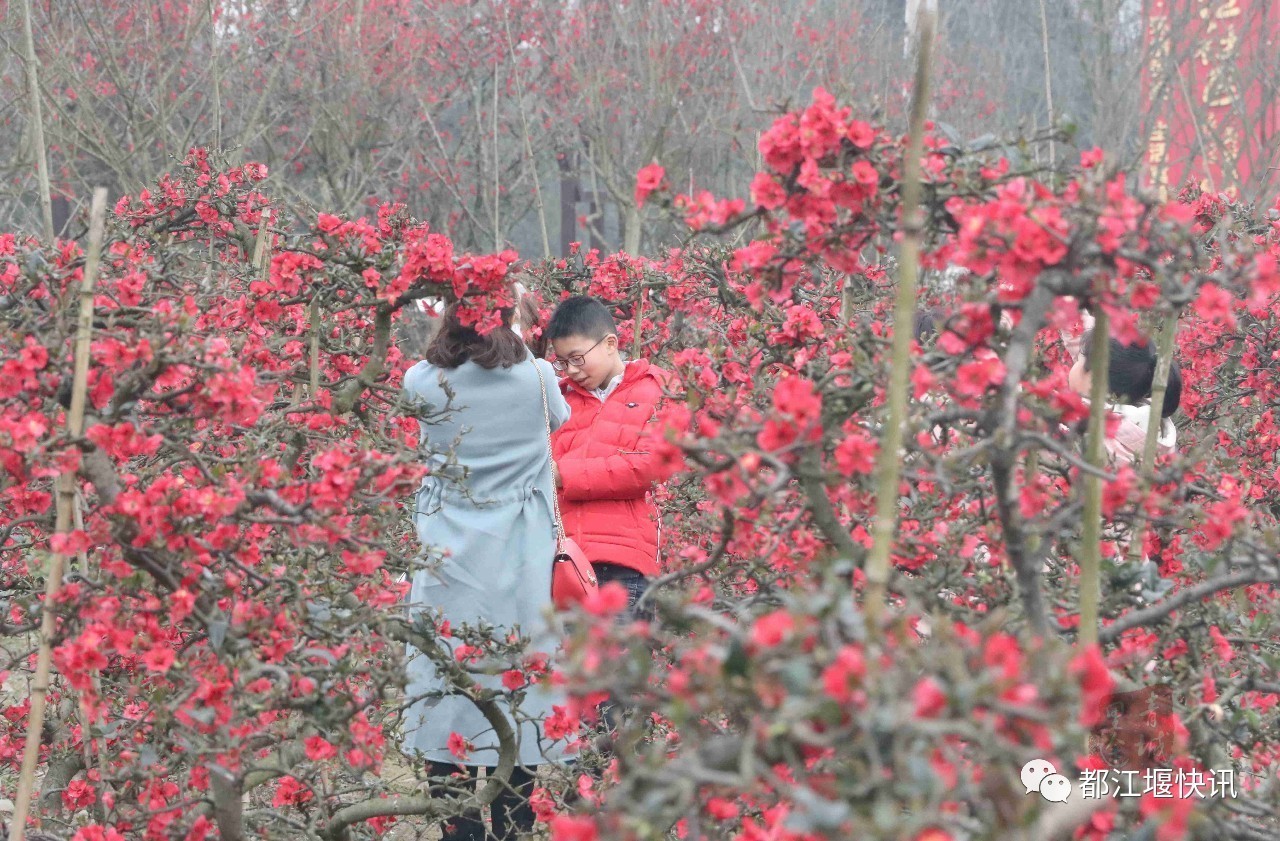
xmin=546 ymin=296 xmax=668 ymax=614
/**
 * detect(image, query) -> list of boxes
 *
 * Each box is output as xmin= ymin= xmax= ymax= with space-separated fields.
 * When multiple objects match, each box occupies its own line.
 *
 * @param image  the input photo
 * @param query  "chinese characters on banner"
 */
xmin=1143 ymin=0 xmax=1280 ymax=200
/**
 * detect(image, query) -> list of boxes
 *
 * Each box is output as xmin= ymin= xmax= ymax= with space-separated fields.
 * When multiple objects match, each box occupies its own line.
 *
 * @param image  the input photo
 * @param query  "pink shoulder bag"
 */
xmin=533 ymin=361 xmax=598 ymax=609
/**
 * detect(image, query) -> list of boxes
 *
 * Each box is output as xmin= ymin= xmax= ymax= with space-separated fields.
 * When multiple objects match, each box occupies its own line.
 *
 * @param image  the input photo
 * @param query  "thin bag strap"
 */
xmin=531 ymin=359 xmax=566 ymax=537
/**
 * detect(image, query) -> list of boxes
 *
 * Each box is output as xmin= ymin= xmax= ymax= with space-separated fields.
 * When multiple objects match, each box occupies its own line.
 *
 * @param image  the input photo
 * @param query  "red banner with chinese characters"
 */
xmin=1143 ymin=0 xmax=1280 ymax=201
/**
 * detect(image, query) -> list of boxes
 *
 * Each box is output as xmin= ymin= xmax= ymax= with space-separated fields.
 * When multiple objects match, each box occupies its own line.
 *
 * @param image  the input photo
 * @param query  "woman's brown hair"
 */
xmin=425 ymin=301 xmax=528 ymax=369
xmin=516 ymin=293 xmax=548 ymax=359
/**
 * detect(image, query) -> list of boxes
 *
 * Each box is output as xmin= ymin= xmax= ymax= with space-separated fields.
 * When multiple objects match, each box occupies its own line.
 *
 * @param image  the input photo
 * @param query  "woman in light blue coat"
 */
xmin=401 ymin=296 xmax=569 ymax=841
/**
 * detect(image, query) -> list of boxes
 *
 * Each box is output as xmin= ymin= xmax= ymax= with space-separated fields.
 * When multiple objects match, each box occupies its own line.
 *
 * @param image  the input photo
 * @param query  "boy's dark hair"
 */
xmin=545 ymin=295 xmax=616 ymax=341
xmin=425 ymin=301 xmax=527 ymax=370
xmin=1081 ymin=330 xmax=1181 ymax=419
xmin=1164 ymin=364 xmax=1183 ymax=419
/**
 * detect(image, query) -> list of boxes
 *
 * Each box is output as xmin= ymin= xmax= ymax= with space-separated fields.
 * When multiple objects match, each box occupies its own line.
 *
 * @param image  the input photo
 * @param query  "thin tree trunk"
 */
xmin=583 ymin=140 xmax=608 ymax=251
xmin=558 ymin=152 xmax=578 ymax=257
xmin=20 ymin=0 xmax=54 ymax=241
xmin=210 ymin=771 xmax=246 ymax=841
xmin=492 ymin=65 xmax=501 ymax=251
xmin=1038 ymin=0 xmax=1056 ymax=173
xmin=505 ymin=19 xmax=551 ymax=259
xmin=1173 ymin=66 xmax=1217 ymax=195
xmin=865 ymin=11 xmax=934 ymax=636
xmin=632 ymin=271 xmax=645 ymax=357
xmin=11 ymin=188 xmax=108 ymax=841
xmin=208 ymin=0 xmax=223 ymax=151
xmin=1078 ymin=309 xmax=1111 ymax=648
xmin=623 ymin=204 xmax=641 ymax=255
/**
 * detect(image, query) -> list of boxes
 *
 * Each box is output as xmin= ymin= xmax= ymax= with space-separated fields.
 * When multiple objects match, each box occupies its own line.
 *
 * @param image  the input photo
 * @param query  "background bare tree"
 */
xmin=0 ymin=0 xmax=1271 ymax=250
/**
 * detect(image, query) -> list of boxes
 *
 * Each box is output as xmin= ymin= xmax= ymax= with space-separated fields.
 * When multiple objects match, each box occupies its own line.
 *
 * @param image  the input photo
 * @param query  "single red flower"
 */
xmin=304 ymin=736 xmax=337 ymax=761
xmin=634 ymin=163 xmax=667 ymax=207
xmin=912 ymin=677 xmax=948 ymax=719
xmin=549 ymin=815 xmax=598 ymax=841
xmin=583 ymin=582 xmax=629 ymax=617
xmin=447 ymin=732 xmax=474 ymax=761
xmin=821 ymin=645 xmax=867 ymax=704
xmin=750 ymin=610 xmax=794 ymax=649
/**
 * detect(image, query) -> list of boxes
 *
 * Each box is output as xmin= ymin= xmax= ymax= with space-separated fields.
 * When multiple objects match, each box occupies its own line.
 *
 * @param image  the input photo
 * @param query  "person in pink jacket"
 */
xmin=1063 ymin=311 xmax=1182 ymax=466
xmin=1063 ymin=312 xmax=1184 ymax=581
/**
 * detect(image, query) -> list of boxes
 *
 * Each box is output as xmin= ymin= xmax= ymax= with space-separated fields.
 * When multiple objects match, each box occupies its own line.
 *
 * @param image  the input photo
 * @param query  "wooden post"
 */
xmin=11 ymin=188 xmax=108 ymax=841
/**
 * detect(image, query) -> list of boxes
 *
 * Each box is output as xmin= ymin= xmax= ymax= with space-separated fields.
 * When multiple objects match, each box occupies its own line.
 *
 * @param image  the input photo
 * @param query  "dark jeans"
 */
xmin=429 ymin=762 xmax=536 ymax=841
xmin=591 ymin=564 xmax=653 ymax=733
xmin=593 ymin=563 xmax=651 ymax=620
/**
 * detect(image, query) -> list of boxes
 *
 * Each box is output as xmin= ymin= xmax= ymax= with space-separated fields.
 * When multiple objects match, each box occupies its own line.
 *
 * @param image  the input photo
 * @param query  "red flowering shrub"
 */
xmin=0 ymin=150 xmax=556 ymax=839
xmin=2 ymin=89 xmax=1278 ymax=841
xmin=521 ymin=92 xmax=1278 ymax=839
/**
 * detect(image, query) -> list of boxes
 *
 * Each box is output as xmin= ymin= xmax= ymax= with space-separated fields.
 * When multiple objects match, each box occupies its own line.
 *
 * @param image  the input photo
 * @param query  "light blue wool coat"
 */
xmin=401 ymin=353 xmax=570 ymax=767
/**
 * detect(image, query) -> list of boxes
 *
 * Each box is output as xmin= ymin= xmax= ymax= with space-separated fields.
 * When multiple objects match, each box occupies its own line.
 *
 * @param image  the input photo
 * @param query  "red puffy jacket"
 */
xmin=551 ymin=360 xmax=668 ymax=577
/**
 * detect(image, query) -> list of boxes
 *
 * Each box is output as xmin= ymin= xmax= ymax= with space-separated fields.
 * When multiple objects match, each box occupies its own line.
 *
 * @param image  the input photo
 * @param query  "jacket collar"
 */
xmin=561 ymin=358 xmax=658 ymax=398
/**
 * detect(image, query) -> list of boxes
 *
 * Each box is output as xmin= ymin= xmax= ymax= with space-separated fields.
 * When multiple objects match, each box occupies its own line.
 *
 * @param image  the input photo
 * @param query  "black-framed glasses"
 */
xmin=549 ymin=336 xmax=606 ymax=372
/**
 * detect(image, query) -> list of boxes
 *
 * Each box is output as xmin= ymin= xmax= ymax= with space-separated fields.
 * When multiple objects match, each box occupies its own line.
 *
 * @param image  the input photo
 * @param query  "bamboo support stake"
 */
xmin=1078 ymin=309 xmax=1111 ymax=648
xmin=11 ymin=188 xmax=108 ymax=841
xmin=20 ymin=0 xmax=55 ymax=241
xmin=1125 ymin=310 xmax=1180 ymax=564
xmin=70 ymin=486 xmax=89 ymax=576
xmin=1138 ymin=310 xmax=1180 ymax=470
xmin=865 ymin=11 xmax=934 ymax=635
xmin=251 ymin=208 xmax=273 ymax=281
